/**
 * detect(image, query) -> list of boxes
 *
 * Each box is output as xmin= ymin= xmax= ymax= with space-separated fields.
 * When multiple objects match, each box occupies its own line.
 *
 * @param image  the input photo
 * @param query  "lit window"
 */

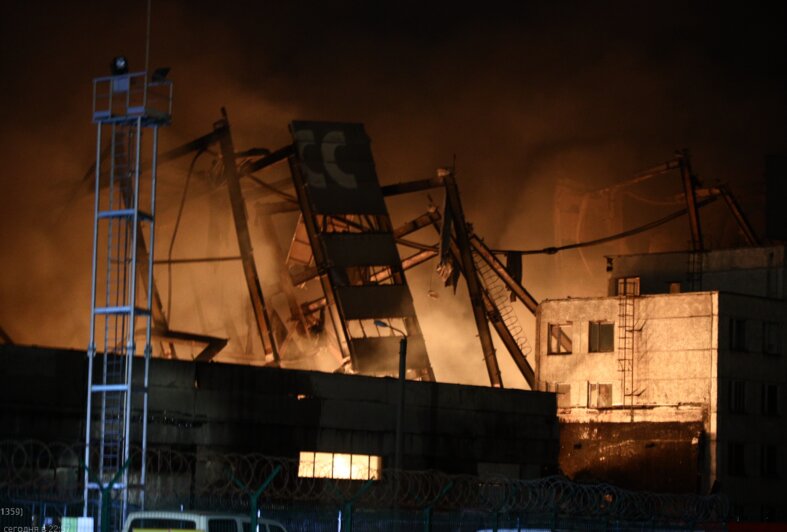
xmin=589 ymin=322 xmax=614 ymax=353
xmin=548 ymin=323 xmax=572 ymax=354
xmin=298 ymin=451 xmax=381 ymax=480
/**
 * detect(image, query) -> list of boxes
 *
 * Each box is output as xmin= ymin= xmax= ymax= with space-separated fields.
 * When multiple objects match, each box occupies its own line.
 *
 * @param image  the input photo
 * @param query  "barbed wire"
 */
xmin=0 ymin=440 xmax=727 ymax=524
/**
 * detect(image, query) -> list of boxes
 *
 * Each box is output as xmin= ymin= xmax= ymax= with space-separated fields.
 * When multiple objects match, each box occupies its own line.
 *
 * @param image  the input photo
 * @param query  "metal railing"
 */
xmin=92 ymin=71 xmax=172 ymax=124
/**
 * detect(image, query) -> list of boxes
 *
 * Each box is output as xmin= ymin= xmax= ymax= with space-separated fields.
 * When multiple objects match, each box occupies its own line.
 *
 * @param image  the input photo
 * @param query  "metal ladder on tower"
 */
xmin=617 ymin=280 xmax=636 ymax=407
xmin=84 ymin=68 xmax=172 ymax=531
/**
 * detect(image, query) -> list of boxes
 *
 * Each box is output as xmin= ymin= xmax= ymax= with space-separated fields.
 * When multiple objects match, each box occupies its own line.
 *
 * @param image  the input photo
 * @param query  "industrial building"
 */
xmin=0 ymin=343 xmax=558 ymax=486
xmin=536 ymin=244 xmax=786 ymax=519
xmin=0 ymin=53 xmax=782 ymax=529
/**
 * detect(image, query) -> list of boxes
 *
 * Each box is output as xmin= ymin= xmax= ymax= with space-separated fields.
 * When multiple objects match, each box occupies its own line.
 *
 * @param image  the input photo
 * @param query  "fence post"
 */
xmin=229 ymin=464 xmax=282 ymax=532
xmin=82 ymin=458 xmax=131 ymax=532
xmin=327 ymin=478 xmax=375 ymax=532
xmin=420 ymin=480 xmax=453 ymax=532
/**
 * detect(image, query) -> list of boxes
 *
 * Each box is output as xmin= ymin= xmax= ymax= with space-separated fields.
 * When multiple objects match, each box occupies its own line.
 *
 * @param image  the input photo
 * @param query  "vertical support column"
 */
xmin=214 ymin=111 xmax=279 ymax=362
xmin=84 ymin=122 xmax=103 ymax=518
xmin=679 ymin=150 xmax=703 ymax=252
xmin=443 ymin=172 xmax=502 ymax=388
xmin=140 ymin=125 xmax=160 ymax=510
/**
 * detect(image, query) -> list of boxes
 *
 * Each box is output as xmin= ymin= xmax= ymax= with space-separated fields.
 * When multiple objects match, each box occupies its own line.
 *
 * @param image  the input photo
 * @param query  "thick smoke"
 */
xmin=1 ymin=2 xmax=785 ymax=388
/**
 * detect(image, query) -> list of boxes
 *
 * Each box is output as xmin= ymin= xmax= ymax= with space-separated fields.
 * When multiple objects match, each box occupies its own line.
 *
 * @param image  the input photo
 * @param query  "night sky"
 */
xmin=1 ymin=2 xmax=785 ymax=386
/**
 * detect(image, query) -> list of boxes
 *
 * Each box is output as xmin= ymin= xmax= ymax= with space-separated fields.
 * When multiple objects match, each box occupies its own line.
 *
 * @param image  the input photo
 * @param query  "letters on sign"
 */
xmin=297 ymin=130 xmax=358 ymax=190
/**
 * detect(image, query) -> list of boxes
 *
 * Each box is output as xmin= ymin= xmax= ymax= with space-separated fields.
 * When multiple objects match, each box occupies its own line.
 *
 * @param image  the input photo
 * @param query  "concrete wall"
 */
xmin=536 ymin=292 xmax=717 ymax=412
xmin=0 ymin=344 xmax=558 ymax=478
xmin=535 ymin=290 xmax=787 ymax=518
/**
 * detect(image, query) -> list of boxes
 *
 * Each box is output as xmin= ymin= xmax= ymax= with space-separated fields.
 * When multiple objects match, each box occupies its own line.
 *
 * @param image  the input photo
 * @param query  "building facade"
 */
xmin=535 ymin=245 xmax=786 ymax=519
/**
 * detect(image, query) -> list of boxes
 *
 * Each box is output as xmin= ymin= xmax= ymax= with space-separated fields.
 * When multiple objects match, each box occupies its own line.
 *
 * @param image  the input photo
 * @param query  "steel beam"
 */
xmin=215 ymin=111 xmax=279 ymax=362
xmin=381 ymin=176 xmax=446 ymax=196
xmin=0 ymin=325 xmax=12 ymax=345
xmin=476 ymin=267 xmax=535 ymax=388
xmin=290 ymin=211 xmax=441 ymax=286
xmin=151 ymin=328 xmax=228 ymax=362
xmin=256 ymin=212 xmax=311 ymax=338
xmin=469 ymin=236 xmax=539 ymax=315
xmin=679 ymin=150 xmax=704 ymax=252
xmin=442 ymin=173 xmax=503 ymax=388
xmin=240 ymin=144 xmax=294 ymax=174
xmin=714 ymin=185 xmax=760 ymax=246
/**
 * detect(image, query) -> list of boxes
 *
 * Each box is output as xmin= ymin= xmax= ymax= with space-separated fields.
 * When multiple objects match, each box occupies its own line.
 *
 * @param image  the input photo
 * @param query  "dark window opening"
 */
xmin=730 ymin=318 xmax=747 ymax=351
xmin=730 ymin=380 xmax=746 ymax=413
xmin=762 ymin=383 xmax=780 ymax=416
xmin=763 ymin=321 xmax=781 ymax=355
xmin=130 ymin=518 xmax=198 ymax=530
xmin=728 ymin=442 xmax=746 ymax=477
xmin=761 ymin=445 xmax=779 ymax=479
xmin=589 ymin=322 xmax=614 ymax=352
xmin=548 ymin=323 xmax=572 ymax=354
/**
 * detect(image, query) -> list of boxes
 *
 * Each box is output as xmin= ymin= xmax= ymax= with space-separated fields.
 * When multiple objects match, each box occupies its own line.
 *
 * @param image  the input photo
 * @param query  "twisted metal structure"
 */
xmin=1 ymin=439 xmax=728 ymax=526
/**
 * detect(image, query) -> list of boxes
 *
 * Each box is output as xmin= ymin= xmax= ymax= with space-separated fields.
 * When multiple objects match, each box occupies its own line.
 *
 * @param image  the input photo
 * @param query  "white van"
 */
xmin=122 ymin=510 xmax=287 ymax=532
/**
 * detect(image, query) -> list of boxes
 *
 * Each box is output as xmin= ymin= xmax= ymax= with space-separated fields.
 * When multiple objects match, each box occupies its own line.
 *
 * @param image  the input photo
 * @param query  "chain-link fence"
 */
xmin=1 ymin=440 xmax=729 ymax=530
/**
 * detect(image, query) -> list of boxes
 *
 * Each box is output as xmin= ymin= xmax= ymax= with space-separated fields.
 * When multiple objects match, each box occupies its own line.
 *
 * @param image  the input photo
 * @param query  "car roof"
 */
xmin=126 ymin=510 xmax=281 ymax=522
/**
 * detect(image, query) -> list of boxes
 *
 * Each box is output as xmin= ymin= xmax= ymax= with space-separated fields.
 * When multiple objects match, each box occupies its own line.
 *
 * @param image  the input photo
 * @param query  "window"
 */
xmin=761 ymin=445 xmax=779 ymax=479
xmin=762 ymin=384 xmax=780 ymax=416
xmin=589 ymin=322 xmax=614 ymax=352
xmin=729 ymin=380 xmax=746 ymax=413
xmin=729 ymin=318 xmax=747 ymax=351
xmin=763 ymin=321 xmax=781 ymax=355
xmin=588 ymin=383 xmax=613 ymax=408
xmin=728 ymin=442 xmax=746 ymax=477
xmin=208 ymin=519 xmax=238 ymax=532
xmin=129 ymin=518 xmax=198 ymax=530
xmin=668 ymin=281 xmax=682 ymax=293
xmin=548 ymin=323 xmax=572 ymax=354
xmin=616 ymin=277 xmax=640 ymax=296
xmin=556 ymin=383 xmax=571 ymax=408
xmin=298 ymin=451 xmax=381 ymax=480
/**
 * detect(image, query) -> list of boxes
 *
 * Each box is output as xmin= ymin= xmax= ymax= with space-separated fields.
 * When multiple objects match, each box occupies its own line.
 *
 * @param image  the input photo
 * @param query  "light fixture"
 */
xmin=111 ymin=55 xmax=129 ymax=76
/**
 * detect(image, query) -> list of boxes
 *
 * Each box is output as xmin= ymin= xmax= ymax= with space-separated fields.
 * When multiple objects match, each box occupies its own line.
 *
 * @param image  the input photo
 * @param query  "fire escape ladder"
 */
xmin=617 ymin=287 xmax=636 ymax=406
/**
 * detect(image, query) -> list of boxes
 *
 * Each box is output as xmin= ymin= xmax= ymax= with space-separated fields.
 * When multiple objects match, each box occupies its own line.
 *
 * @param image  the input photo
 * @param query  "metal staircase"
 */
xmin=84 ymin=69 xmax=171 ymax=530
xmin=472 ymin=250 xmax=532 ymax=358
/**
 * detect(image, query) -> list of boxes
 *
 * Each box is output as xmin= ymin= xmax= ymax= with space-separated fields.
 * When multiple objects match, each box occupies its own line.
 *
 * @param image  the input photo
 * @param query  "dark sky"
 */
xmin=1 ymin=1 xmax=785 ymax=385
